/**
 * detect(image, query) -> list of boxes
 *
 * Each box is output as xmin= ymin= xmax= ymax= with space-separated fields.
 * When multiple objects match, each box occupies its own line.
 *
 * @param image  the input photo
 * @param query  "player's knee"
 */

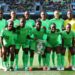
xmin=23 ymin=48 xmax=28 ymax=54
xmin=61 ymin=50 xmax=65 ymax=55
xmin=15 ymin=49 xmax=19 ymax=54
xmin=3 ymin=56 xmax=7 ymax=61
xmin=10 ymin=54 xmax=14 ymax=61
xmin=45 ymin=47 xmax=51 ymax=53
xmin=70 ymin=50 xmax=75 ymax=55
xmin=10 ymin=47 xmax=14 ymax=55
xmin=30 ymin=51 xmax=34 ymax=57
xmin=56 ymin=49 xmax=60 ymax=54
xmin=42 ymin=53 xmax=46 ymax=58
xmin=69 ymin=47 xmax=75 ymax=55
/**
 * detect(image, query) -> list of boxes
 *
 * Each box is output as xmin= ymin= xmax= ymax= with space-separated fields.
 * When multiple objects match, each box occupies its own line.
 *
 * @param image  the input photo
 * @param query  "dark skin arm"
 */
xmin=0 ymin=37 xmax=4 ymax=48
xmin=72 ymin=37 xmax=75 ymax=47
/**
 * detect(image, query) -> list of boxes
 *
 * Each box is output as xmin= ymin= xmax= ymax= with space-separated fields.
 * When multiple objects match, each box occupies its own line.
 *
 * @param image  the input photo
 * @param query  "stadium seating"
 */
xmin=0 ymin=0 xmax=73 ymax=14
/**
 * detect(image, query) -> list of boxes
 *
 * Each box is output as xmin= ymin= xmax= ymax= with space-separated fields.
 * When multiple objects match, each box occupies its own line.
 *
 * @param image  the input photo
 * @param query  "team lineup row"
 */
xmin=0 ymin=9 xmax=75 ymax=71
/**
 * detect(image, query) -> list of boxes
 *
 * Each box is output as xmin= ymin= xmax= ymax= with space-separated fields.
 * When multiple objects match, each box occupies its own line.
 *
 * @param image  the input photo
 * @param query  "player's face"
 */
xmin=0 ymin=11 xmax=3 ymax=19
xmin=20 ymin=19 xmax=25 ymax=27
xmin=40 ymin=12 xmax=46 ymax=19
xmin=10 ymin=11 xmax=16 ymax=19
xmin=66 ymin=24 xmax=71 ymax=32
xmin=24 ymin=12 xmax=29 ymax=19
xmin=67 ymin=11 xmax=72 ymax=19
xmin=36 ymin=21 xmax=41 ymax=29
xmin=54 ymin=11 xmax=60 ymax=19
xmin=8 ymin=21 xmax=13 ymax=30
xmin=51 ymin=24 xmax=56 ymax=32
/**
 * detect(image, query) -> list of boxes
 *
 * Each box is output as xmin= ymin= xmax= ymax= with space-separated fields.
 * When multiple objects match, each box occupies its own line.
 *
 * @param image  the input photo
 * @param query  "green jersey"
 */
xmin=8 ymin=19 xmax=20 ymax=28
xmin=49 ymin=18 xmax=64 ymax=31
xmin=30 ymin=27 xmax=46 ymax=50
xmin=25 ymin=19 xmax=35 ymax=28
xmin=61 ymin=30 xmax=75 ymax=47
xmin=46 ymin=30 xmax=61 ymax=47
xmin=0 ymin=19 xmax=7 ymax=32
xmin=0 ymin=28 xmax=16 ymax=47
xmin=16 ymin=27 xmax=31 ymax=44
xmin=40 ymin=19 xmax=50 ymax=30
xmin=49 ymin=18 xmax=64 ymax=44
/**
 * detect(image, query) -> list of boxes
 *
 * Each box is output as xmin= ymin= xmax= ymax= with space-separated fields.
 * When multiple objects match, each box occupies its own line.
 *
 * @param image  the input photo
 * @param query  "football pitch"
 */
xmin=0 ymin=70 xmax=75 ymax=75
xmin=0 ymin=49 xmax=75 ymax=75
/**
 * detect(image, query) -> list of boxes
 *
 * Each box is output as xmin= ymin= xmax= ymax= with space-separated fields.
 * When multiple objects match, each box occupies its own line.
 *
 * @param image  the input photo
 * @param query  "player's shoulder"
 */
xmin=60 ymin=18 xmax=64 ymax=21
xmin=70 ymin=30 xmax=75 ymax=34
xmin=15 ymin=19 xmax=20 ymax=21
xmin=61 ymin=30 xmax=66 ymax=34
xmin=46 ymin=29 xmax=51 ymax=34
xmin=7 ymin=19 xmax=12 ymax=22
xmin=1 ymin=27 xmax=7 ymax=32
xmin=0 ymin=18 xmax=7 ymax=22
xmin=32 ymin=27 xmax=36 ymax=31
xmin=45 ymin=19 xmax=49 ymax=21
xmin=29 ymin=19 xmax=35 ymax=22
xmin=64 ymin=19 xmax=69 ymax=22
xmin=49 ymin=18 xmax=54 ymax=21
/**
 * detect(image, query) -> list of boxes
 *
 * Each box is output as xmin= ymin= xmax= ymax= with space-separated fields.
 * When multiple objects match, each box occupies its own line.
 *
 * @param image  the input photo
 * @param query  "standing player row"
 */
xmin=0 ymin=9 xmax=75 ymax=71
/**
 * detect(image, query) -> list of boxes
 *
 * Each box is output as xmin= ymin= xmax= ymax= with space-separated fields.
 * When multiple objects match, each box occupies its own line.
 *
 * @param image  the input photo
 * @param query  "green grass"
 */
xmin=0 ymin=71 xmax=75 ymax=75
xmin=0 ymin=48 xmax=74 ymax=75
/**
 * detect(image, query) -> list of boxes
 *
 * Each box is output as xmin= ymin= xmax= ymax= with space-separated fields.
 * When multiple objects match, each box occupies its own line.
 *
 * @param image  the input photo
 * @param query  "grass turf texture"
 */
xmin=0 ymin=48 xmax=74 ymax=75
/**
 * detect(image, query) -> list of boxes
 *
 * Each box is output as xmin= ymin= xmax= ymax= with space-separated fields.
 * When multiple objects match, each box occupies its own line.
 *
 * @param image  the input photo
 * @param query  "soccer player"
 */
xmin=8 ymin=10 xmax=20 ymax=70
xmin=24 ymin=11 xmax=35 ymax=28
xmin=0 ymin=21 xmax=16 ymax=71
xmin=38 ymin=11 xmax=50 ymax=67
xmin=40 ymin=10 xmax=50 ymax=30
xmin=8 ymin=10 xmax=20 ymax=28
xmin=64 ymin=10 xmax=75 ymax=68
xmin=24 ymin=11 xmax=35 ymax=70
xmin=49 ymin=10 xmax=64 ymax=31
xmin=15 ymin=17 xmax=31 ymax=71
xmin=46 ymin=23 xmax=61 ymax=70
xmin=64 ymin=10 xmax=75 ymax=31
xmin=61 ymin=23 xmax=75 ymax=70
xmin=0 ymin=10 xmax=7 ymax=69
xmin=30 ymin=19 xmax=46 ymax=70
xmin=49 ymin=10 xmax=64 ymax=67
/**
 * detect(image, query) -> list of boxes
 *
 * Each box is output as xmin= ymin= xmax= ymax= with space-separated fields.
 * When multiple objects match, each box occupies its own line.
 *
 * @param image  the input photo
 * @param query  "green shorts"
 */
xmin=16 ymin=43 xmax=29 ymax=50
xmin=64 ymin=44 xmax=72 ymax=48
xmin=30 ymin=41 xmax=36 ymax=51
xmin=46 ymin=43 xmax=60 ymax=48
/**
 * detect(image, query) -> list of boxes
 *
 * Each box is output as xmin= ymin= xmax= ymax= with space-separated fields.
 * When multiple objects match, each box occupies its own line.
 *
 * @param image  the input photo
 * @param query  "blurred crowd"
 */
xmin=0 ymin=0 xmax=73 ymax=12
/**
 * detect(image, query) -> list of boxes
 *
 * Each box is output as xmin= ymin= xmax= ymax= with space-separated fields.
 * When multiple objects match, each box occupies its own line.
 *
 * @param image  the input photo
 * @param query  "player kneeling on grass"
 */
xmin=30 ymin=19 xmax=46 ymax=70
xmin=0 ymin=21 xmax=16 ymax=71
xmin=61 ymin=23 xmax=75 ymax=70
xmin=46 ymin=23 xmax=61 ymax=70
xmin=15 ymin=17 xmax=31 ymax=71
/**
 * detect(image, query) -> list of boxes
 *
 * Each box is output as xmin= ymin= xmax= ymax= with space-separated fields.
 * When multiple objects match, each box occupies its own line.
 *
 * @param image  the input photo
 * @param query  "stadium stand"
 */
xmin=0 ymin=0 xmax=74 ymax=16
